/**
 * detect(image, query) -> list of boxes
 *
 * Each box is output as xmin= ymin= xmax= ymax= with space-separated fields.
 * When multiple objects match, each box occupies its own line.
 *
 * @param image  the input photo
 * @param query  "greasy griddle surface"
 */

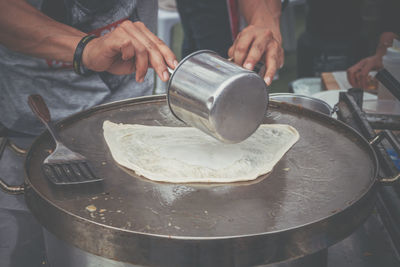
xmin=26 ymin=97 xmax=376 ymax=238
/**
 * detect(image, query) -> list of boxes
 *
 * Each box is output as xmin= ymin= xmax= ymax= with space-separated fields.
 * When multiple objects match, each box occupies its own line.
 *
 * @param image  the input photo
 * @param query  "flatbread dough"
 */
xmin=103 ymin=121 xmax=299 ymax=183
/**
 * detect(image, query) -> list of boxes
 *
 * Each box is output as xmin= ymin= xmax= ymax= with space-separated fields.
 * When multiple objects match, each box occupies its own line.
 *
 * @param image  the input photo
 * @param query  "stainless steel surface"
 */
xmin=334 ymin=90 xmax=400 ymax=264
xmin=8 ymin=140 xmax=28 ymax=155
xmin=0 ymin=179 xmax=24 ymax=194
xmin=43 ymin=229 xmax=137 ymax=267
xmin=270 ymin=93 xmax=332 ymax=115
xmin=43 ymin=227 xmax=327 ymax=267
xmin=28 ymin=95 xmax=101 ymax=185
xmin=365 ymin=113 xmax=400 ymax=130
xmin=376 ymin=68 xmax=400 ymax=102
xmin=168 ymin=50 xmax=268 ymax=143
xmin=21 ymin=95 xmax=378 ymax=266
xmin=0 ymin=138 xmax=25 ymax=194
xmin=369 ymin=130 xmax=400 ymax=183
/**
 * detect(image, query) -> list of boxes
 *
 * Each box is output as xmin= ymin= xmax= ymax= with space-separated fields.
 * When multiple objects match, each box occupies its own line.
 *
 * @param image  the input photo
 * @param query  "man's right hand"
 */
xmin=0 ymin=0 xmax=177 ymax=82
xmin=82 ymin=21 xmax=178 ymax=83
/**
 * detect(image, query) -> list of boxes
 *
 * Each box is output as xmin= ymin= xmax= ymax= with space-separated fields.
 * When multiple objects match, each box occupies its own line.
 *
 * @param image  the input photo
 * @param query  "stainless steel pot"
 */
xmin=167 ymin=50 xmax=268 ymax=143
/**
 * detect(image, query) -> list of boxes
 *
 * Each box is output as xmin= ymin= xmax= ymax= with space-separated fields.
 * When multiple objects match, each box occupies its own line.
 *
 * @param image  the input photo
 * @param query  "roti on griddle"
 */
xmin=103 ymin=121 xmax=299 ymax=183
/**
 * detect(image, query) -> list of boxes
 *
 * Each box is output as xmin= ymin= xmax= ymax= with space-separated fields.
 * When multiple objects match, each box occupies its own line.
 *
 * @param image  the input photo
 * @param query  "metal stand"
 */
xmin=267 ymin=249 xmax=327 ymax=267
xmin=337 ymin=90 xmax=400 ymax=255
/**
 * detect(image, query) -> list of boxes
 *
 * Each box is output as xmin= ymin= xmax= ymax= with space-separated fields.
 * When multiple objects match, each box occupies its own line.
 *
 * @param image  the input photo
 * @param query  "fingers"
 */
xmin=242 ymin=29 xmax=274 ymax=71
xmin=119 ymin=21 xmax=152 ymax=82
xmin=243 ymin=34 xmax=268 ymax=70
xmin=277 ymin=44 xmax=284 ymax=69
xmin=360 ymin=58 xmax=380 ymax=89
xmin=360 ymin=67 xmax=371 ymax=89
xmin=347 ymin=55 xmax=385 ymax=89
xmin=124 ymin=21 xmax=176 ymax=82
xmin=347 ymin=59 xmax=370 ymax=88
xmin=232 ymin=32 xmax=254 ymax=66
xmin=229 ymin=26 xmax=283 ymax=86
xmin=113 ymin=40 xmax=136 ymax=74
xmin=133 ymin=41 xmax=149 ymax=83
xmin=354 ymin=70 xmax=363 ymax=88
xmin=264 ymin=45 xmax=279 ymax=86
xmin=228 ymin=45 xmax=234 ymax=59
xmin=120 ymin=40 xmax=135 ymax=61
xmin=346 ymin=65 xmax=359 ymax=88
xmin=82 ymin=33 xmax=137 ymax=74
xmin=136 ymin=29 xmax=170 ymax=81
xmin=138 ymin=23 xmax=178 ymax=69
xmin=94 ymin=20 xmax=177 ymax=82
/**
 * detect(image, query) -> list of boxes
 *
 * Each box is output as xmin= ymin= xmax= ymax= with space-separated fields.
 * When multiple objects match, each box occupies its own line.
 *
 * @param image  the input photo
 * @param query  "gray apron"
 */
xmin=0 ymin=0 xmax=158 ymax=266
xmin=0 ymin=136 xmax=47 ymax=267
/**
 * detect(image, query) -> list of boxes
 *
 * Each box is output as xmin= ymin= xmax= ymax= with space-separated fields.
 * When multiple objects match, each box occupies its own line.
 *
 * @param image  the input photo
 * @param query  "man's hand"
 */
xmin=347 ymin=32 xmax=397 ymax=89
xmin=347 ymin=55 xmax=382 ymax=89
xmin=83 ymin=21 xmax=178 ymax=82
xmin=230 ymin=0 xmax=283 ymax=86
xmin=228 ymin=24 xmax=283 ymax=85
xmin=0 ymin=0 xmax=177 ymax=82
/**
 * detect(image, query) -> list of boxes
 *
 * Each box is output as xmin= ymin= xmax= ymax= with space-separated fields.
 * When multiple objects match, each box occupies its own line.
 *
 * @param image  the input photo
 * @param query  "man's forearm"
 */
xmin=238 ymin=0 xmax=282 ymax=42
xmin=0 ymin=0 xmax=85 ymax=62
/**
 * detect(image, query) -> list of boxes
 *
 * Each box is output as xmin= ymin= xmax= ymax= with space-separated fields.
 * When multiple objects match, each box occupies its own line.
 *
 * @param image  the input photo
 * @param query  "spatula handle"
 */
xmin=28 ymin=94 xmax=62 ymax=143
xmin=28 ymin=94 xmax=51 ymax=123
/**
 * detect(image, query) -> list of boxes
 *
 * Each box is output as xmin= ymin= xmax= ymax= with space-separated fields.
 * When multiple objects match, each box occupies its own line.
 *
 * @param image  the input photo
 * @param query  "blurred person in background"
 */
xmin=296 ymin=0 xmax=368 ymax=78
xmin=347 ymin=0 xmax=400 ymax=89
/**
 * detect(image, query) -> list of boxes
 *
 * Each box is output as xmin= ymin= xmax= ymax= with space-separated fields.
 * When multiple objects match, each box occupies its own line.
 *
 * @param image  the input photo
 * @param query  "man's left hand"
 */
xmin=228 ymin=25 xmax=284 ymax=86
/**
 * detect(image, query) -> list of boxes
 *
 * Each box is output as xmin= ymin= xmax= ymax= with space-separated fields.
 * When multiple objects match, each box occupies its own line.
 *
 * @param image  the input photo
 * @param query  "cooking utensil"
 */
xmin=27 ymin=94 xmax=101 ymax=185
xmin=0 ymin=95 xmax=390 ymax=267
xmin=167 ymin=50 xmax=268 ymax=144
xmin=375 ymin=68 xmax=400 ymax=101
xmin=270 ymin=93 xmax=332 ymax=115
xmin=311 ymin=89 xmax=377 ymax=110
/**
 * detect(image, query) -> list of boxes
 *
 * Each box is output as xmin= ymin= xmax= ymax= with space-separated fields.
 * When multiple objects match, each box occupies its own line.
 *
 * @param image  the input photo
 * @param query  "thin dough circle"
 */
xmin=103 ymin=121 xmax=299 ymax=183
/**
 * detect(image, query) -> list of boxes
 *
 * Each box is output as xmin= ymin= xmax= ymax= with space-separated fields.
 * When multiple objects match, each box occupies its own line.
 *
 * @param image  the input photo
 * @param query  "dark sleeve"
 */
xmin=381 ymin=0 xmax=400 ymax=35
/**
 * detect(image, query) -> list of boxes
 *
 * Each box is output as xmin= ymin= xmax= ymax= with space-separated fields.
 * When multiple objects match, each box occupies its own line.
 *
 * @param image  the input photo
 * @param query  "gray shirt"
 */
xmin=0 ymin=0 xmax=157 ymax=135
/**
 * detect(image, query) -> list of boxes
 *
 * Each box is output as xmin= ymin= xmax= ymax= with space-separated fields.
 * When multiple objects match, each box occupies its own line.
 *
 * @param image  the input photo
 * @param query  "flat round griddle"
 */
xmin=24 ymin=95 xmax=378 ymax=267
